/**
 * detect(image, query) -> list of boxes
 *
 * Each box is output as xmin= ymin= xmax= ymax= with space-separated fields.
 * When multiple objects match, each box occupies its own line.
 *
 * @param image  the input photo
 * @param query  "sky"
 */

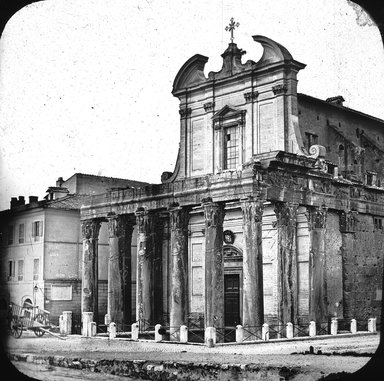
xmin=0 ymin=0 xmax=383 ymax=210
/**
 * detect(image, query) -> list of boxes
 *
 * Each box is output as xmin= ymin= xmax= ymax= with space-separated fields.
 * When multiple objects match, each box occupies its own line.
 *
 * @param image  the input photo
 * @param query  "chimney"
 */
xmin=29 ymin=196 xmax=38 ymax=204
xmin=10 ymin=197 xmax=18 ymax=209
xmin=326 ymin=96 xmax=345 ymax=107
xmin=18 ymin=196 xmax=25 ymax=205
xmin=56 ymin=177 xmax=64 ymax=187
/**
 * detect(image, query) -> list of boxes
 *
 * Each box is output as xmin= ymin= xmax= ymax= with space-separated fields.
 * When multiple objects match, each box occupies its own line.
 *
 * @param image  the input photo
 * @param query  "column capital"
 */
xmin=81 ymin=219 xmax=101 ymax=240
xmin=274 ymin=202 xmax=299 ymax=227
xmin=107 ymin=213 xmax=135 ymax=238
xmin=339 ymin=210 xmax=358 ymax=233
xmin=241 ymin=197 xmax=264 ymax=222
xmin=305 ymin=206 xmax=328 ymax=230
xmin=168 ymin=203 xmax=190 ymax=232
xmin=202 ymin=199 xmax=225 ymax=228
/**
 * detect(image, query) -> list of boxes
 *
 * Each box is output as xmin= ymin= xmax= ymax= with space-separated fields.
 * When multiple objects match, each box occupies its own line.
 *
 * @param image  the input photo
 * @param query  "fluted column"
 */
xmin=241 ymin=197 xmax=264 ymax=331
xmin=306 ymin=206 xmax=328 ymax=323
xmin=169 ymin=204 xmax=190 ymax=340
xmin=81 ymin=219 xmax=102 ymax=323
xmin=203 ymin=198 xmax=225 ymax=329
xmin=107 ymin=213 xmax=135 ymax=326
xmin=274 ymin=202 xmax=299 ymax=325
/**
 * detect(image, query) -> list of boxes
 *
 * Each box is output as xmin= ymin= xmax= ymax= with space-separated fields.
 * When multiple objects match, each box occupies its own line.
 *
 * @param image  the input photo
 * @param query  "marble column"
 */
xmin=274 ymin=202 xmax=299 ymax=325
xmin=306 ymin=206 xmax=328 ymax=323
xmin=135 ymin=208 xmax=157 ymax=328
xmin=81 ymin=219 xmax=101 ymax=323
xmin=107 ymin=213 xmax=135 ymax=326
xmin=241 ymin=197 xmax=264 ymax=332
xmin=203 ymin=198 xmax=225 ymax=329
xmin=169 ymin=204 xmax=190 ymax=340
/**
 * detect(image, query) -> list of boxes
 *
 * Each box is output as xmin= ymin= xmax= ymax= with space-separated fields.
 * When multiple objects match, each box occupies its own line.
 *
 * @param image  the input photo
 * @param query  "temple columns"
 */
xmin=135 ymin=208 xmax=162 ymax=328
xmin=274 ymin=202 xmax=299 ymax=324
xmin=241 ymin=197 xmax=264 ymax=330
xmin=203 ymin=198 xmax=225 ymax=329
xmin=107 ymin=213 xmax=135 ymax=326
xmin=81 ymin=219 xmax=102 ymax=323
xmin=169 ymin=204 xmax=190 ymax=340
xmin=306 ymin=206 xmax=328 ymax=323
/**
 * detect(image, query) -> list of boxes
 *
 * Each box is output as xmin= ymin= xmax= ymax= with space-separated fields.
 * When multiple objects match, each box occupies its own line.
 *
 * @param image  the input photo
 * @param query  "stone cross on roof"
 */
xmin=225 ymin=17 xmax=240 ymax=43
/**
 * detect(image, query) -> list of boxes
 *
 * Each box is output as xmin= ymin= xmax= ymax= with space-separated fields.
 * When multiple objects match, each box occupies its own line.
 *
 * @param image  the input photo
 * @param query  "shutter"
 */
xmin=39 ymin=221 xmax=43 ymax=236
xmin=32 ymin=222 xmax=36 ymax=237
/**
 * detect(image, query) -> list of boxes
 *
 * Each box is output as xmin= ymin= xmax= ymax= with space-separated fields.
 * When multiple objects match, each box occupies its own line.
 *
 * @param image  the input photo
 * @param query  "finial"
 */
xmin=225 ymin=17 xmax=240 ymax=43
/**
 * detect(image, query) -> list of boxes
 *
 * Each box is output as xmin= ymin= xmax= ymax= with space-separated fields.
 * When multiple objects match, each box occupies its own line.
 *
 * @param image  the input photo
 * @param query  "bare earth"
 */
xmin=3 ymin=332 xmax=382 ymax=380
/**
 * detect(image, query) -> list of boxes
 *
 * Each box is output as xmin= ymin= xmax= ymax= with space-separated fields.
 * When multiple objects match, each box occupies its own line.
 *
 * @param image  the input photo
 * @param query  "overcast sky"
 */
xmin=0 ymin=0 xmax=383 ymax=210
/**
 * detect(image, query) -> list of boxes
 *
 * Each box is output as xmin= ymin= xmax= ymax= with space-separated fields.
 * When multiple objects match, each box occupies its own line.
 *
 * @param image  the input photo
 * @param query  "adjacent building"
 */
xmin=0 ymin=174 xmax=147 ymax=326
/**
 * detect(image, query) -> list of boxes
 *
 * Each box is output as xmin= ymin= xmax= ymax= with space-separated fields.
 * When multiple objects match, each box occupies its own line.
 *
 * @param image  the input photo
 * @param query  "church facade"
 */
xmin=80 ymin=33 xmax=384 ymax=336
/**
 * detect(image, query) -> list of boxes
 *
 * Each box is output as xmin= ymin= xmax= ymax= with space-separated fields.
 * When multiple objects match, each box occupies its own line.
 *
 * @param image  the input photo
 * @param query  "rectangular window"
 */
xmin=51 ymin=285 xmax=72 ymax=301
xmin=33 ymin=258 xmax=40 ymax=280
xmin=18 ymin=260 xmax=24 ymax=281
xmin=18 ymin=223 xmax=25 ymax=244
xmin=223 ymin=126 xmax=239 ymax=170
xmin=8 ymin=261 xmax=15 ymax=280
xmin=374 ymin=217 xmax=383 ymax=230
xmin=305 ymin=132 xmax=318 ymax=151
xmin=32 ymin=221 xmax=43 ymax=242
xmin=7 ymin=225 xmax=14 ymax=245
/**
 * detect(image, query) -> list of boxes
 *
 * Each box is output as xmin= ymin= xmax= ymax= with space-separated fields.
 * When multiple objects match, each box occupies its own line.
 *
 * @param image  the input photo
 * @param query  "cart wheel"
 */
xmin=10 ymin=318 xmax=23 ymax=338
xmin=34 ymin=328 xmax=45 ymax=337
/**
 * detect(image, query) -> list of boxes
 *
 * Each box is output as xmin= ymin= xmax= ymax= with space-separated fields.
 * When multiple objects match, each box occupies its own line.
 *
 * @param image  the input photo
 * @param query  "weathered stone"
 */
xmin=107 ymin=213 xmax=135 ymax=326
xmin=203 ymin=200 xmax=225 ymax=331
xmin=169 ymin=204 xmax=190 ymax=341
xmin=241 ymin=196 xmax=264 ymax=335
xmin=81 ymin=219 xmax=101 ymax=323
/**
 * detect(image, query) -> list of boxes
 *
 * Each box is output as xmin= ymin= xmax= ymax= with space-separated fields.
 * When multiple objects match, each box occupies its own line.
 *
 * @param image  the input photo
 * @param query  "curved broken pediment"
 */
xmin=252 ymin=35 xmax=293 ymax=65
xmin=172 ymin=54 xmax=209 ymax=94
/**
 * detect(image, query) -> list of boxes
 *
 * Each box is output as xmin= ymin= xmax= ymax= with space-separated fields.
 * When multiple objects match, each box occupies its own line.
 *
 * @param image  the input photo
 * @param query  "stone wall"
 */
xmin=342 ymin=213 xmax=383 ymax=324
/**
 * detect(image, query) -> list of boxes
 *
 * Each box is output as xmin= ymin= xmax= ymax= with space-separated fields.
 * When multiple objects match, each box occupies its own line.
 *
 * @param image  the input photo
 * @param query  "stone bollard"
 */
xmin=368 ymin=318 xmax=377 ymax=333
xmin=131 ymin=323 xmax=139 ymax=340
xmin=262 ymin=323 xmax=269 ymax=341
xmin=59 ymin=315 xmax=65 ymax=336
xmin=90 ymin=322 xmax=97 ymax=337
xmin=350 ymin=319 xmax=357 ymax=334
xmin=236 ymin=325 xmax=244 ymax=343
xmin=180 ymin=325 xmax=188 ymax=343
xmin=286 ymin=322 xmax=294 ymax=339
xmin=104 ymin=314 xmax=111 ymax=326
xmin=205 ymin=327 xmax=216 ymax=347
xmin=309 ymin=321 xmax=316 ymax=337
xmin=63 ymin=311 xmax=72 ymax=335
xmin=82 ymin=312 xmax=93 ymax=337
xmin=155 ymin=324 xmax=164 ymax=342
xmin=331 ymin=319 xmax=338 ymax=335
xmin=109 ymin=322 xmax=116 ymax=339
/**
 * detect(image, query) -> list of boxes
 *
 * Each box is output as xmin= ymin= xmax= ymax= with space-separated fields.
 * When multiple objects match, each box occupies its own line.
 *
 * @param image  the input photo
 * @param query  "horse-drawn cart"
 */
xmin=9 ymin=301 xmax=51 ymax=338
